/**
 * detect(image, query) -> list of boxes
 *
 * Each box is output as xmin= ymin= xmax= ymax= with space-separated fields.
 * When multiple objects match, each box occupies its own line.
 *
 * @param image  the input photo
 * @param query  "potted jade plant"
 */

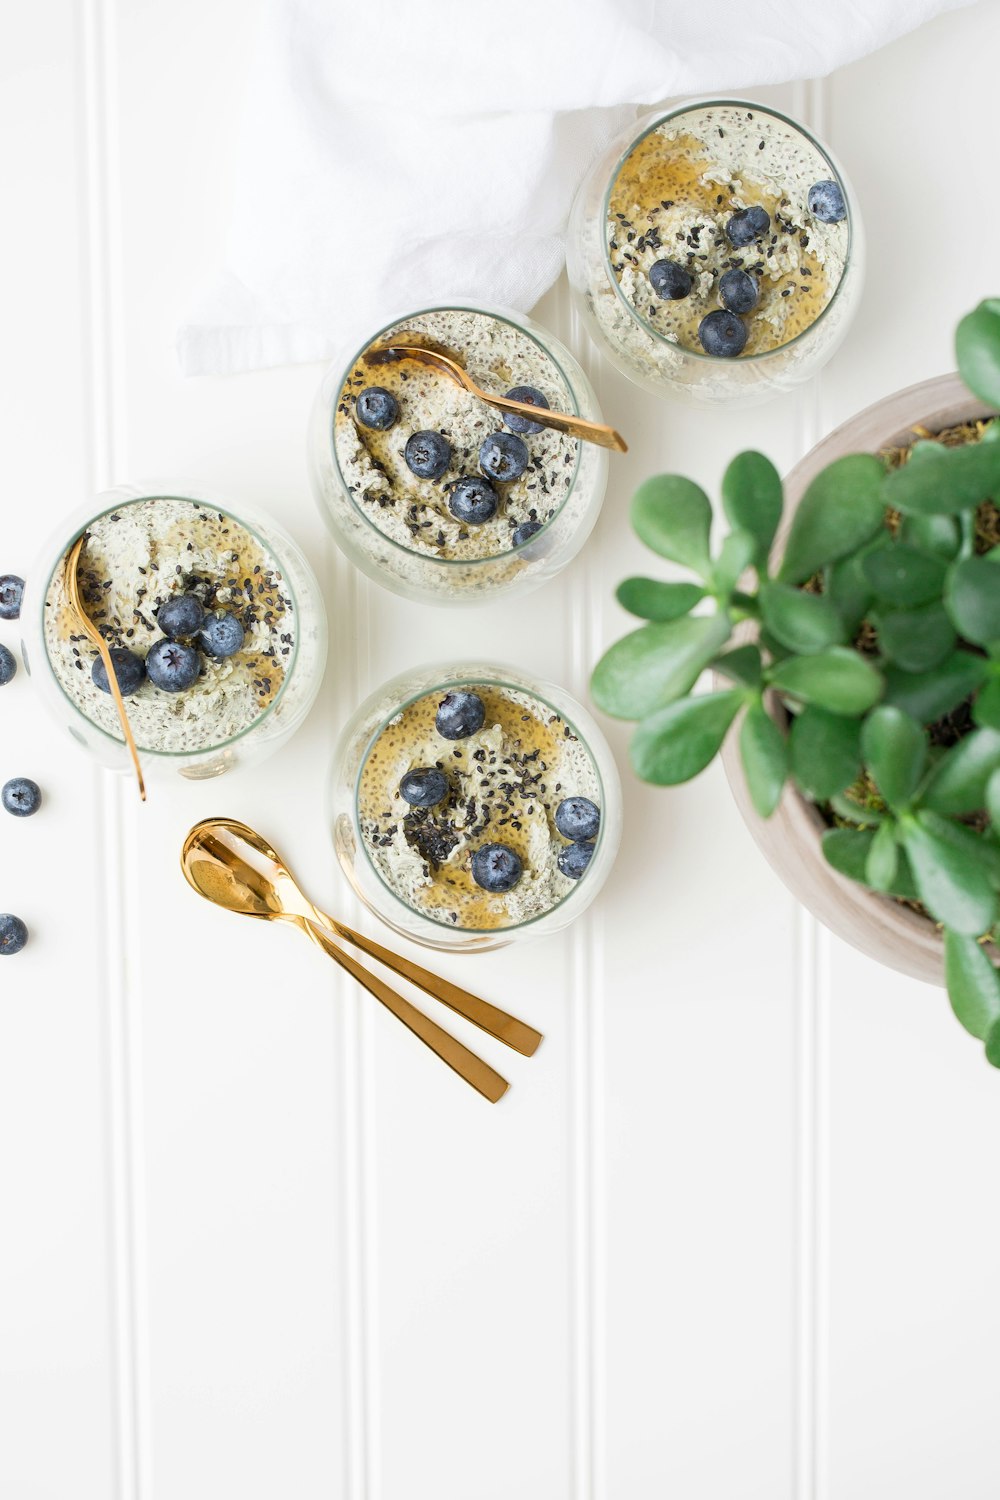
xmin=592 ymin=298 xmax=1000 ymax=1069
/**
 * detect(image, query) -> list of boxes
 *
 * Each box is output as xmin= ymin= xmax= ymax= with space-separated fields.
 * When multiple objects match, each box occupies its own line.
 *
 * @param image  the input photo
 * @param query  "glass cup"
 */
xmin=21 ymin=481 xmax=328 ymax=780
xmin=328 ymin=661 xmax=623 ymax=952
xmin=567 ymin=97 xmax=864 ymax=405
xmin=308 ymin=303 xmax=609 ymax=605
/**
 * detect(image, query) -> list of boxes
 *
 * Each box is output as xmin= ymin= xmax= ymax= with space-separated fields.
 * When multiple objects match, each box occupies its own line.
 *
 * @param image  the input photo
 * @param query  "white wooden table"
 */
xmin=4 ymin=5 xmax=1000 ymax=1497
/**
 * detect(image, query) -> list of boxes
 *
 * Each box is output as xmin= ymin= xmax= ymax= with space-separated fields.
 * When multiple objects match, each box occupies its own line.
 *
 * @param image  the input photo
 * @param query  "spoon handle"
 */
xmin=311 ymin=908 xmax=542 ymax=1057
xmin=302 ymin=917 xmax=509 ymax=1103
xmin=488 ymin=395 xmax=628 ymax=453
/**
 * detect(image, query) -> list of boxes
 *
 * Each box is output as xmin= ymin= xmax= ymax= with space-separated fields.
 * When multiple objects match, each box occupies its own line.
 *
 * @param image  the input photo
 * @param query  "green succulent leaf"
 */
xmin=758 ymin=582 xmax=846 ymax=654
xmin=631 ymin=475 xmax=713 ymax=578
xmin=921 ymin=728 xmax=1000 ymax=815
xmin=882 ymin=652 xmax=991 ymax=722
xmin=821 ymin=827 xmax=919 ymax=901
xmin=788 ymin=706 xmax=862 ymax=800
xmin=615 ymin=577 xmax=706 ymax=622
xmin=944 ymin=929 xmax=1000 ymax=1041
xmin=721 ymin=451 xmax=783 ymax=563
xmin=919 ymin=808 xmax=1000 ymax=885
xmin=876 ymin=602 xmax=956 ymax=672
xmin=629 ymin=690 xmax=743 ymax=786
xmin=713 ymin=643 xmax=762 ymax=688
xmin=862 ymin=544 xmax=948 ymax=607
xmin=825 ymin=537 xmax=887 ymax=633
xmin=974 ymin=676 xmax=1000 ymax=729
xmin=591 ymin=611 xmax=731 ymax=720
xmin=944 ymin=556 xmax=1000 ymax=644
xmin=865 ymin=821 xmax=899 ymax=892
xmin=859 ymin=705 xmax=927 ymax=808
xmin=712 ymin=529 xmax=758 ymax=597
xmin=985 ymin=1018 xmax=1000 ymax=1069
xmin=882 ymin=438 xmax=1000 ymax=515
xmin=898 ymin=512 xmax=961 ymax=560
xmin=739 ymin=699 xmax=788 ymax=817
xmin=900 ymin=814 xmax=998 ymax=934
xmin=767 ymin=647 xmax=884 ymax=716
xmin=955 ymin=299 xmax=1000 ymax=408
xmin=777 ymin=455 xmax=886 ymax=585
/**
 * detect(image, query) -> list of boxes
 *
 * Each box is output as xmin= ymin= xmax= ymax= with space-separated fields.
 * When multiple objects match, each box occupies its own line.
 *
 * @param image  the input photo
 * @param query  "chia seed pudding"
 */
xmin=42 ymin=497 xmax=297 ymax=754
xmin=357 ymin=683 xmax=602 ymax=931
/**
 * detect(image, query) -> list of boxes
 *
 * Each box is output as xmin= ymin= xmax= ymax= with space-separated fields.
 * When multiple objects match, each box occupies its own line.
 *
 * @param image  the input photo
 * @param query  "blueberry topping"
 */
xmin=0 ymin=914 xmax=28 ymax=956
xmin=448 ymin=476 xmax=498 ymax=526
xmin=471 ymin=842 xmax=523 ymax=893
xmin=554 ymin=796 xmax=600 ymax=842
xmin=157 ymin=592 xmax=205 ymax=639
xmin=648 ymin=259 xmax=693 ymax=301
xmin=503 ymin=385 xmax=549 ymax=436
xmin=399 ymin=767 xmax=449 ymax=808
xmin=719 ymin=268 xmax=759 ymax=314
xmin=725 ymin=205 xmax=770 ymax=247
xmin=435 ymin=690 xmax=486 ymax=740
xmin=146 ymin=639 xmax=201 ymax=693
xmin=479 ymin=431 xmax=529 ymax=483
xmin=512 ymin=521 xmax=543 ymax=547
xmin=198 ymin=611 xmax=245 ymax=659
xmin=0 ymin=575 xmax=25 ymax=620
xmin=355 ymin=386 xmax=399 ymax=430
xmin=92 ymin=647 xmax=146 ymax=696
xmin=698 ymin=309 xmax=748 ymax=358
xmin=807 ymin=179 xmax=846 ymax=223
xmin=404 ymin=430 xmax=451 ymax=480
xmin=0 ymin=644 xmax=16 ymax=686
xmin=558 ymin=841 xmax=595 ymax=880
xmin=2 ymin=777 xmax=41 ymax=818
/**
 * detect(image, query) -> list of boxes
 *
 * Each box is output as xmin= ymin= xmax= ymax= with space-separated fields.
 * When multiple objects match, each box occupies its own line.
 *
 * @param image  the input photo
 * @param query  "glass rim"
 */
xmin=600 ymin=95 xmax=855 ymax=363
xmin=352 ymin=671 xmax=608 ymax=936
xmin=329 ymin=303 xmax=585 ymax=568
xmin=40 ymin=489 xmax=303 ymax=758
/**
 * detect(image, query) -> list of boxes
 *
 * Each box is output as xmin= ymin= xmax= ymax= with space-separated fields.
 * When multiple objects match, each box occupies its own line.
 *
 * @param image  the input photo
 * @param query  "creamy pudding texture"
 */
xmin=358 ymin=685 xmax=601 ymax=930
xmin=607 ymin=104 xmax=848 ymax=355
xmin=334 ymin=310 xmax=580 ymax=562
xmin=43 ymin=498 xmax=296 ymax=754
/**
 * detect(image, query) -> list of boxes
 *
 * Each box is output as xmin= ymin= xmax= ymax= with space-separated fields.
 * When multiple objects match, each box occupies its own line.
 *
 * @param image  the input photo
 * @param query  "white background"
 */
xmin=3 ymin=3 xmax=1000 ymax=1497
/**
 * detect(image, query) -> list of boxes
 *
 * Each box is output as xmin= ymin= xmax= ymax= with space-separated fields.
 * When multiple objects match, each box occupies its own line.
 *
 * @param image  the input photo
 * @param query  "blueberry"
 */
xmin=0 ymin=575 xmax=25 ymax=620
xmin=355 ymin=386 xmax=399 ymax=430
xmin=512 ymin=521 xmax=543 ymax=547
xmin=0 ymin=913 xmax=28 ymax=956
xmin=2 ymin=778 xmax=41 ymax=817
xmin=503 ymin=385 xmax=549 ymax=436
xmin=92 ymin=647 xmax=146 ymax=696
xmin=719 ymin=268 xmax=759 ymax=314
xmin=146 ymin=639 xmax=201 ymax=692
xmin=404 ymin=430 xmax=451 ymax=480
xmin=698 ymin=309 xmax=748 ymax=358
xmin=648 ymin=259 xmax=693 ymax=301
xmin=157 ymin=592 xmax=205 ymax=639
xmin=399 ymin=767 xmax=449 ymax=808
xmin=0 ymin=644 xmax=16 ymax=686
xmin=558 ymin=841 xmax=595 ymax=880
xmin=479 ymin=431 xmax=529 ymax=483
xmin=448 ymin=477 xmax=498 ymax=526
xmin=471 ymin=843 xmax=523 ymax=893
xmin=435 ymin=690 xmax=486 ymax=740
xmin=554 ymin=796 xmax=600 ymax=842
xmin=198 ymin=611 xmax=245 ymax=659
xmin=808 ymin=179 xmax=846 ymax=223
xmin=725 ymin=205 xmax=770 ymax=247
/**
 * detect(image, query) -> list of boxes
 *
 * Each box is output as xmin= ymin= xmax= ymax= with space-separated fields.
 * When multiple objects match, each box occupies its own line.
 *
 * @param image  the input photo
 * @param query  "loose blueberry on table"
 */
xmin=0 ymin=643 xmax=17 ymax=685
xmin=0 ymin=914 xmax=28 ymax=956
xmin=0 ymin=575 xmax=24 ymax=620
xmin=2 ymin=778 xmax=42 ymax=818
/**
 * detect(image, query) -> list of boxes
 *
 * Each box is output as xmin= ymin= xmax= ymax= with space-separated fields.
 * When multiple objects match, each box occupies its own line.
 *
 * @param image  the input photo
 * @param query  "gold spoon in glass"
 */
xmin=367 ymin=344 xmax=628 ymax=452
xmin=181 ymin=818 xmax=544 ymax=1101
xmin=65 ymin=534 xmax=146 ymax=801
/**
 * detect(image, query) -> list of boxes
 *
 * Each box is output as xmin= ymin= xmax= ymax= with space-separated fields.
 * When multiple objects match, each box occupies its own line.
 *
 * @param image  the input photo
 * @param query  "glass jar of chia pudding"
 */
xmin=308 ymin=304 xmax=609 ymax=605
xmin=21 ymin=482 xmax=328 ymax=780
xmin=328 ymin=662 xmax=622 ymax=951
xmin=567 ymin=98 xmax=864 ymax=405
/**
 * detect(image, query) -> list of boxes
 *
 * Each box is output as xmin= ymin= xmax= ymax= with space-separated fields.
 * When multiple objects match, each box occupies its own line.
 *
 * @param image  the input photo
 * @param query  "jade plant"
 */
xmin=592 ymin=298 xmax=1000 ymax=1068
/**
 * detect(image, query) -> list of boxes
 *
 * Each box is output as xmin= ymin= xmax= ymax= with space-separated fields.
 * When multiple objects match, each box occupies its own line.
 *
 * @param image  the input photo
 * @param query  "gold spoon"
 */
xmin=181 ymin=818 xmax=542 ymax=1101
xmin=367 ymin=344 xmax=628 ymax=453
xmin=65 ymin=534 xmax=146 ymax=801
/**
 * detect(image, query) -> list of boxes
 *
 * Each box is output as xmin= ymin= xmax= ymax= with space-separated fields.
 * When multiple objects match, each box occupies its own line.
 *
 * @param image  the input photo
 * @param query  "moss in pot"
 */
xmin=592 ymin=297 xmax=1000 ymax=1070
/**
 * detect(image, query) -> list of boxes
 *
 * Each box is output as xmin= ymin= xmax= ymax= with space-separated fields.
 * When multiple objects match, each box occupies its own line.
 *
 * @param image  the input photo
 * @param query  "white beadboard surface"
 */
xmin=2 ymin=5 xmax=1000 ymax=1498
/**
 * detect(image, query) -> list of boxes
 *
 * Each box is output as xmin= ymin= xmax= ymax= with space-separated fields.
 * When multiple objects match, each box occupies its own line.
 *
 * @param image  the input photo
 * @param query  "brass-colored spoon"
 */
xmin=367 ymin=344 xmax=628 ymax=453
xmin=181 ymin=818 xmax=542 ymax=1102
xmin=65 ymin=534 xmax=146 ymax=801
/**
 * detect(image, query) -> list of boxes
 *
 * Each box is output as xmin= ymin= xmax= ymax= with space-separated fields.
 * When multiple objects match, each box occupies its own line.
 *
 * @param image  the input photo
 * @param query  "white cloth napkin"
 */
xmin=178 ymin=0 xmax=969 ymax=376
